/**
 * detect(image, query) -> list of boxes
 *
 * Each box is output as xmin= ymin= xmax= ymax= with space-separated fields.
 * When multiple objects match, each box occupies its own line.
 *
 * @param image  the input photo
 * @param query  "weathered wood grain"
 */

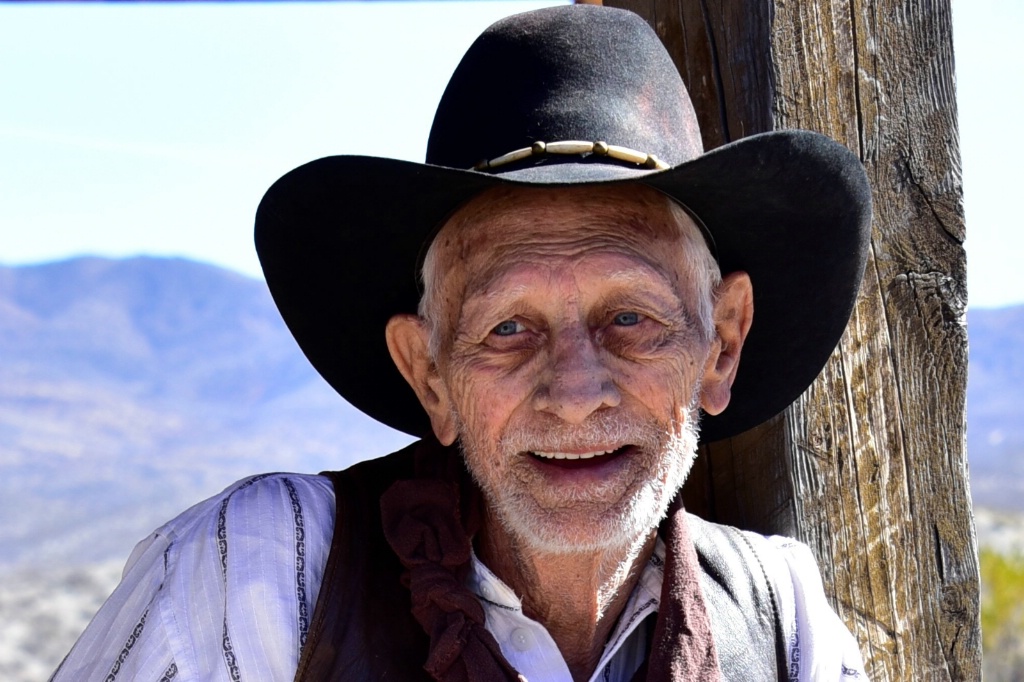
xmin=607 ymin=0 xmax=979 ymax=679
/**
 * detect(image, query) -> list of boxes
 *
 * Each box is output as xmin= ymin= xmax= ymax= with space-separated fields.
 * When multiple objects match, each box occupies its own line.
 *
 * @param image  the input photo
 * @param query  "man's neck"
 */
xmin=475 ymin=511 xmax=658 ymax=682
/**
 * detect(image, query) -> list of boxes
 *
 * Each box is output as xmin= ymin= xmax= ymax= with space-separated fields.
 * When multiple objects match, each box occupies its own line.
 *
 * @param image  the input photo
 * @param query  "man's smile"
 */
xmin=529 ymin=445 xmax=629 ymax=461
xmin=525 ymin=445 xmax=635 ymax=472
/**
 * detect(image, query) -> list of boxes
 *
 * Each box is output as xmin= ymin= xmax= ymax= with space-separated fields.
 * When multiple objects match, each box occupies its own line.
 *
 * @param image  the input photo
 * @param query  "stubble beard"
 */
xmin=456 ymin=398 xmax=702 ymax=556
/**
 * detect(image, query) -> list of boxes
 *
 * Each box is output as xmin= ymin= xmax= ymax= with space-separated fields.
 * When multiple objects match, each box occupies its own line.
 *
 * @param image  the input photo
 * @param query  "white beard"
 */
xmin=456 ymin=400 xmax=702 ymax=555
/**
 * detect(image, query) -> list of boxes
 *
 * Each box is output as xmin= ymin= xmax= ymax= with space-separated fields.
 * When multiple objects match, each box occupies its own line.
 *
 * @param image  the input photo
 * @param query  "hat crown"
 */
xmin=426 ymin=5 xmax=703 ymax=171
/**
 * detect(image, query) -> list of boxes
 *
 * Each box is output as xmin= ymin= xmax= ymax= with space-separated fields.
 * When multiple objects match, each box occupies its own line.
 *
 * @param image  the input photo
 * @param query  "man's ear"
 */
xmin=700 ymin=271 xmax=754 ymax=416
xmin=385 ymin=314 xmax=458 ymax=445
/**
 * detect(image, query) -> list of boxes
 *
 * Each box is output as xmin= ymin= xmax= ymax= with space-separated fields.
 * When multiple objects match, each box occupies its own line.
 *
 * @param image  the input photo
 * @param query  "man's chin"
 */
xmin=496 ymin=516 xmax=648 ymax=556
xmin=487 ymin=485 xmax=677 ymax=555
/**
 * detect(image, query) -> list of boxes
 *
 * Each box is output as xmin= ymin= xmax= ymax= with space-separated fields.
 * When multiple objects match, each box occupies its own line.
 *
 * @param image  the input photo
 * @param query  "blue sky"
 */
xmin=0 ymin=0 xmax=1020 ymax=308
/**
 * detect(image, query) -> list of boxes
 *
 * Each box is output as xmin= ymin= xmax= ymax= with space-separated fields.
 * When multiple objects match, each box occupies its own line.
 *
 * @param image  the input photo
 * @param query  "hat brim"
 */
xmin=256 ymin=129 xmax=871 ymax=443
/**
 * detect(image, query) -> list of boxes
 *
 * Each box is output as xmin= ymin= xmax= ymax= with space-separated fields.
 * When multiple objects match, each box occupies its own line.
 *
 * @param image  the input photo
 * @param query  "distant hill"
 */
xmin=0 ymin=257 xmax=412 ymax=569
xmin=0 ymin=256 xmax=1020 ymax=571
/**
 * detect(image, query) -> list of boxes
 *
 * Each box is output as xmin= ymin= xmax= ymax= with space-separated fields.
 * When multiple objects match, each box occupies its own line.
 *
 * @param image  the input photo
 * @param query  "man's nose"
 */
xmin=532 ymin=325 xmax=621 ymax=423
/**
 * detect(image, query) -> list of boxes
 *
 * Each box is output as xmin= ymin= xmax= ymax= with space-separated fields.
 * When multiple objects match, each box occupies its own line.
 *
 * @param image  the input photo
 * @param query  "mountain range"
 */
xmin=0 ymin=257 xmax=412 ymax=569
xmin=0 ymin=256 xmax=1019 ymax=570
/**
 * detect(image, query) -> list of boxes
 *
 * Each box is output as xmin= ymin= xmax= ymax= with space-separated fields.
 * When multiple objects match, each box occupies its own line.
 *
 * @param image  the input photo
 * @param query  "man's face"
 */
xmin=411 ymin=185 xmax=725 ymax=553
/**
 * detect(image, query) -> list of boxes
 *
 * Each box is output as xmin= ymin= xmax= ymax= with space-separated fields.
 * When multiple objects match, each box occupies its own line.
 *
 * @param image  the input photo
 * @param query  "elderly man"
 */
xmin=55 ymin=5 xmax=872 ymax=681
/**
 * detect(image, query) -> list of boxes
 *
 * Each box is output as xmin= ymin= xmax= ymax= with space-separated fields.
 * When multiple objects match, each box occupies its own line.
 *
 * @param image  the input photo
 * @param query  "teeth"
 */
xmin=532 ymin=449 xmax=617 ymax=460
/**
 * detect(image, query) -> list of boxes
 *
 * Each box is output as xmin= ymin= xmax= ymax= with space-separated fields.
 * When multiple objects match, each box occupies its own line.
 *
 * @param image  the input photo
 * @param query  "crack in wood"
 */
xmin=849 ymin=0 xmax=866 ymax=160
xmin=895 ymin=135 xmax=963 ymax=246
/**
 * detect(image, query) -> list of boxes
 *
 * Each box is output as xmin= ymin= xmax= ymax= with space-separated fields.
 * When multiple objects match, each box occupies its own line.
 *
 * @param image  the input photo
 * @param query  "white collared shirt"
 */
xmin=52 ymin=473 xmax=868 ymax=681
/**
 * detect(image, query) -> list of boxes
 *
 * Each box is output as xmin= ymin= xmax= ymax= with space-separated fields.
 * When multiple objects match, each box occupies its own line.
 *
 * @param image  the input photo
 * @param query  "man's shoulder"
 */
xmin=683 ymin=514 xmax=787 ymax=602
xmin=156 ymin=443 xmax=420 ymax=541
xmin=155 ymin=472 xmax=335 ymax=537
xmin=149 ymin=444 xmax=420 ymax=549
xmin=684 ymin=513 xmax=825 ymax=606
xmin=152 ymin=445 xmax=422 ymax=557
xmin=685 ymin=514 xmax=812 ymax=571
xmin=123 ymin=472 xmax=339 ymax=575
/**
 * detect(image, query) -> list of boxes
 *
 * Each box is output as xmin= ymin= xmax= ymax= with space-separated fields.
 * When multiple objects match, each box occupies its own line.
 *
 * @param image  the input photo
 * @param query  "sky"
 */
xmin=0 ymin=0 xmax=1021 ymax=309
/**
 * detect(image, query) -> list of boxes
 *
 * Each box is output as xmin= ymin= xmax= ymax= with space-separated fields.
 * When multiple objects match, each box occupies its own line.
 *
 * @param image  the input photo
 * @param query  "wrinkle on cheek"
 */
xmin=617 ymin=352 xmax=702 ymax=408
xmin=447 ymin=359 xmax=530 ymax=426
xmin=614 ymin=328 xmax=675 ymax=358
xmin=625 ymin=326 xmax=703 ymax=361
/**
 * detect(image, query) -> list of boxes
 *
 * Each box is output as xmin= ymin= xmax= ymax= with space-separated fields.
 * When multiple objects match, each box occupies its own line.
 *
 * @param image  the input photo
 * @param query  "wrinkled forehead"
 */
xmin=430 ymin=184 xmax=697 ymax=274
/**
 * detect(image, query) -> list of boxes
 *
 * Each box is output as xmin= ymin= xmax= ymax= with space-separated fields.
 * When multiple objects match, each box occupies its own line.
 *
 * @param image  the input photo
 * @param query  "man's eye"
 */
xmin=492 ymin=320 xmax=525 ymax=336
xmin=613 ymin=312 xmax=641 ymax=326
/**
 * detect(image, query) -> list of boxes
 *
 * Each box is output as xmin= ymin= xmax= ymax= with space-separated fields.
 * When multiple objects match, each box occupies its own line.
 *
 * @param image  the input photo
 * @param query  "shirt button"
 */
xmin=510 ymin=627 xmax=534 ymax=652
xmin=479 ymin=582 xmax=495 ymax=600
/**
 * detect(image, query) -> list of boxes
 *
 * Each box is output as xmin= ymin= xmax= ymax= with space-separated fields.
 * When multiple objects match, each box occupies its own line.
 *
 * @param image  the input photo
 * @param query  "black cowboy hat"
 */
xmin=255 ymin=4 xmax=871 ymax=444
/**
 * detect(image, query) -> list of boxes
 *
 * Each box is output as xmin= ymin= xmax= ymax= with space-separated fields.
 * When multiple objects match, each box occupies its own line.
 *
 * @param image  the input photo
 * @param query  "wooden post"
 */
xmin=604 ymin=0 xmax=980 ymax=679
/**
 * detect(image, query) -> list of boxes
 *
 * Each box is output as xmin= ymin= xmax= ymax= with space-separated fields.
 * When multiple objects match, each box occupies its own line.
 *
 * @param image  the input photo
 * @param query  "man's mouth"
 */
xmin=527 ymin=445 xmax=632 ymax=468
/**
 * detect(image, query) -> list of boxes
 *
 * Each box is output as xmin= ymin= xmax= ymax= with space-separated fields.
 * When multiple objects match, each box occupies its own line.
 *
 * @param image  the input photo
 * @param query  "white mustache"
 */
xmin=496 ymin=413 xmax=678 ymax=456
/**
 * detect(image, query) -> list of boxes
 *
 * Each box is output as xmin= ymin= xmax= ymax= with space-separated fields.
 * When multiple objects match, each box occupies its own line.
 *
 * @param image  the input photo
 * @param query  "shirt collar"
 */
xmin=465 ymin=535 xmax=667 ymax=668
